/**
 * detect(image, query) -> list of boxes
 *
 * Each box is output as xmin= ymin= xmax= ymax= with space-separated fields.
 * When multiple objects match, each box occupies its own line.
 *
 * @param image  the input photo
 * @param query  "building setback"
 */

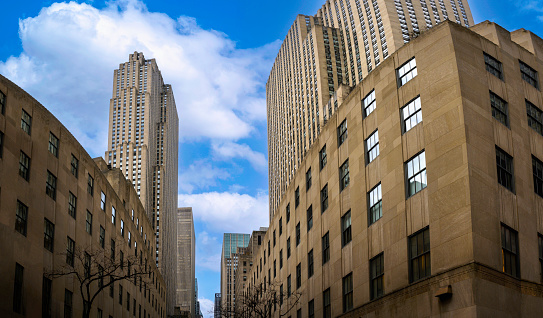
xmin=249 ymin=20 xmax=543 ymax=317
xmin=0 ymin=74 xmax=166 ymax=317
xmin=176 ymin=207 xmax=195 ymax=317
xmin=105 ymin=52 xmax=179 ymax=315
xmin=220 ymin=233 xmax=250 ymax=317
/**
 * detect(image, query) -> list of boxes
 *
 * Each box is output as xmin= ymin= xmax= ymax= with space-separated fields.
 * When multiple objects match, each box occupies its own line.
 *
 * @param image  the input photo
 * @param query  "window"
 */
xmin=280 ymin=284 xmax=284 ymax=305
xmin=100 ymin=226 xmax=105 ymax=248
xmin=127 ymin=292 xmax=130 ymax=310
xmin=84 ymin=252 xmax=91 ymax=278
xmin=308 ymin=299 xmax=314 ymax=318
xmin=279 ymin=217 xmax=283 ymax=235
xmin=66 ymin=236 xmax=75 ymax=266
xmin=88 ymin=174 xmax=94 ymax=196
xmin=287 ymin=275 xmax=291 ymax=297
xmin=368 ymin=183 xmax=383 ymax=225
xmin=48 ymin=133 xmax=59 ymax=157
xmin=496 ymin=147 xmax=514 ymax=192
xmin=274 ymin=260 xmax=276 ymax=277
xmin=121 ymin=219 xmax=125 ymax=237
xmin=308 ymin=249 xmax=314 ymax=278
xmin=533 ymin=156 xmax=543 ymax=197
xmin=68 ymin=192 xmax=77 ymax=219
xmin=101 ymin=191 xmax=106 ymax=211
xmin=71 ymin=154 xmax=79 ymax=178
xmin=19 ymin=151 xmax=30 ymax=181
xmin=320 ymin=145 xmax=327 ymax=170
xmin=296 ymin=222 xmax=301 ymax=246
xmin=401 ymin=96 xmax=422 ymax=133
xmin=46 ymin=171 xmax=57 ymax=200
xmin=484 ymin=52 xmax=503 ymax=80
xmin=111 ymin=239 xmax=116 ymax=261
xmin=307 ymin=205 xmax=313 ymax=231
xmin=64 ymin=289 xmax=73 ymax=318
xmin=539 ymin=234 xmax=543 ymax=281
xmin=0 ymin=89 xmax=5 ymax=114
xmin=287 ymin=237 xmax=291 ymax=258
xmin=296 ymin=263 xmax=302 ymax=288
xmin=322 ymin=232 xmax=330 ymax=264
xmin=44 ymin=218 xmax=55 ymax=252
xmin=397 ymin=57 xmax=417 ymax=86
xmin=0 ymin=131 xmax=3 ymax=158
xmin=280 ymin=249 xmax=283 ymax=268
xmin=119 ymin=285 xmax=123 ymax=305
xmin=526 ymin=100 xmax=543 ymax=135
xmin=306 ymin=167 xmax=312 ymax=190
xmin=501 ymin=224 xmax=520 ymax=278
xmin=409 ymin=227 xmax=431 ymax=282
xmin=86 ymin=211 xmax=93 ymax=235
xmin=274 ymin=230 xmax=276 ymax=246
xmin=342 ymin=211 xmax=352 ymax=247
xmin=323 ymin=288 xmax=331 ymax=318
xmin=295 ymin=186 xmax=300 ymax=208
xmin=286 ymin=204 xmax=290 ymax=223
xmin=21 ymin=109 xmax=32 ymax=135
xmin=365 ymin=129 xmax=379 ymax=164
xmin=42 ymin=277 xmax=52 ymax=318
xmin=490 ymin=91 xmax=509 ymax=127
xmin=297 ymin=309 xmax=302 ymax=318
xmin=321 ymin=184 xmax=328 ymax=213
xmin=13 ymin=263 xmax=24 ymax=313
xmin=15 ymin=200 xmax=28 ymax=236
xmin=406 ymin=151 xmax=427 ymax=197
xmin=112 ymin=206 xmax=116 ymax=225
xmin=370 ymin=253 xmax=384 ymax=300
xmin=520 ymin=60 xmax=539 ymax=89
xmin=363 ymin=89 xmax=376 ymax=117
xmin=337 ymin=119 xmax=348 ymax=146
xmin=343 ymin=273 xmax=353 ymax=312
xmin=340 ymin=159 xmax=350 ymax=191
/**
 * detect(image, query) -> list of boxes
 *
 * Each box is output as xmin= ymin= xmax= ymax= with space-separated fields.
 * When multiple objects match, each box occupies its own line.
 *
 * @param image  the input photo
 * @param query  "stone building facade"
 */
xmin=176 ymin=207 xmax=195 ymax=317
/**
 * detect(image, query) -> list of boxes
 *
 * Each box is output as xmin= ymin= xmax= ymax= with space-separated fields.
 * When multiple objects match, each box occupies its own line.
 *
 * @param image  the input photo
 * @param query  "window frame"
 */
xmin=539 ymin=233 xmax=543 ymax=282
xmin=322 ymin=232 xmax=330 ymax=264
xmin=337 ymin=119 xmax=348 ymax=146
xmin=526 ymin=99 xmax=543 ymax=136
xmin=365 ymin=129 xmax=379 ymax=164
xmin=319 ymin=145 xmax=327 ymax=170
xmin=70 ymin=154 xmax=79 ymax=178
xmin=397 ymin=57 xmax=417 ymax=87
xmin=321 ymin=184 xmax=328 ymax=213
xmin=306 ymin=167 xmax=312 ymax=191
xmin=533 ymin=156 xmax=543 ymax=198
xmin=308 ymin=249 xmax=314 ymax=278
xmin=66 ymin=236 xmax=75 ymax=266
xmin=48 ymin=132 xmax=59 ymax=157
xmin=46 ymin=170 xmax=57 ymax=200
xmin=15 ymin=200 xmax=28 ymax=236
xmin=370 ymin=253 xmax=384 ymax=300
xmin=19 ymin=151 xmax=30 ymax=181
xmin=484 ymin=52 xmax=503 ymax=80
xmin=0 ymin=89 xmax=5 ymax=114
xmin=490 ymin=91 xmax=509 ymax=127
xmin=295 ymin=187 xmax=300 ymax=208
xmin=296 ymin=222 xmax=301 ymax=246
xmin=405 ymin=150 xmax=427 ymax=197
xmin=296 ymin=263 xmax=302 ymax=289
xmin=44 ymin=218 xmax=55 ymax=252
xmin=86 ymin=210 xmax=93 ymax=235
xmin=368 ymin=183 xmax=383 ymax=225
xmin=341 ymin=210 xmax=352 ymax=247
xmin=307 ymin=205 xmax=313 ymax=232
xmin=501 ymin=223 xmax=520 ymax=278
xmin=520 ymin=60 xmax=539 ymax=89
xmin=339 ymin=159 xmax=350 ymax=191
xmin=21 ymin=109 xmax=32 ymax=135
xmin=342 ymin=273 xmax=353 ymax=313
xmin=87 ymin=174 xmax=94 ymax=196
xmin=496 ymin=146 xmax=514 ymax=192
xmin=401 ymin=96 xmax=422 ymax=134
xmin=323 ymin=288 xmax=331 ymax=318
xmin=409 ymin=226 xmax=431 ymax=283
xmin=363 ymin=89 xmax=376 ymax=118
xmin=68 ymin=192 xmax=77 ymax=219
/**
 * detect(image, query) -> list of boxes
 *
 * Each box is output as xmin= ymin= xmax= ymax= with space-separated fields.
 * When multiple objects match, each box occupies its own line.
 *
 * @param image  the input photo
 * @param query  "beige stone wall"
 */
xmin=0 ymin=74 xmax=166 ymax=317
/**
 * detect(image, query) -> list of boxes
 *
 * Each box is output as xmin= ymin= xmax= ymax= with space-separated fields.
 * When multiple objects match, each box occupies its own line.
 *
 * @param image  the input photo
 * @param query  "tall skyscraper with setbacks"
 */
xmin=105 ymin=52 xmax=179 ymax=315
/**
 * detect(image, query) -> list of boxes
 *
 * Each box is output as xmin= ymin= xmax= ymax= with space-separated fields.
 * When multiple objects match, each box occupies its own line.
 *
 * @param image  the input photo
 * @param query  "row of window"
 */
xmin=484 ymin=52 xmax=539 ymax=89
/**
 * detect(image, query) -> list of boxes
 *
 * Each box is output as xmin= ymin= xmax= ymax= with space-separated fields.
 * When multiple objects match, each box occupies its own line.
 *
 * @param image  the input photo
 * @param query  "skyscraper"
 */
xmin=220 ymin=233 xmax=250 ymax=317
xmin=267 ymin=0 xmax=474 ymax=219
xmin=105 ymin=52 xmax=179 ymax=315
xmin=176 ymin=207 xmax=195 ymax=317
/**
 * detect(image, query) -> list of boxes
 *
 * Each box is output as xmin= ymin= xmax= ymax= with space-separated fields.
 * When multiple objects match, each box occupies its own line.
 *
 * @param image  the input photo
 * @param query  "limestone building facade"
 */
xmin=250 ymin=20 xmax=543 ymax=317
xmin=105 ymin=52 xmax=179 ymax=315
xmin=0 ymin=74 xmax=166 ymax=317
xmin=176 ymin=207 xmax=195 ymax=317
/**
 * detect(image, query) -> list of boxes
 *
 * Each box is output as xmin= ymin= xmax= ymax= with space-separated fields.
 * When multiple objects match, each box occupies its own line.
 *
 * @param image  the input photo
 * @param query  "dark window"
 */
xmin=48 ymin=132 xmax=59 ymax=157
xmin=307 ymin=205 xmax=313 ymax=231
xmin=0 ymin=131 xmax=4 ymax=158
xmin=280 ymin=284 xmax=283 ymax=305
xmin=112 ymin=206 xmax=116 ymax=225
xmin=287 ymin=237 xmax=291 ymax=259
xmin=323 ymin=288 xmax=331 ymax=318
xmin=100 ymin=226 xmax=105 ymax=248
xmin=68 ymin=192 xmax=77 ymax=219
xmin=496 ymin=147 xmax=514 ymax=192
xmin=484 ymin=52 xmax=503 ymax=80
xmin=13 ymin=263 xmax=24 ymax=313
xmin=273 ymin=230 xmax=276 ymax=246
xmin=340 ymin=159 xmax=350 ymax=191
xmin=286 ymin=204 xmax=290 ymax=223
xmin=21 ymin=109 xmax=32 ymax=135
xmin=296 ymin=263 xmax=302 ymax=288
xmin=280 ymin=249 xmax=283 ymax=268
xmin=365 ymin=129 xmax=379 ymax=164
xmin=490 ymin=91 xmax=509 ymax=127
xmin=297 ymin=309 xmax=301 ymax=318
xmin=119 ymin=284 xmax=123 ymax=305
xmin=287 ymin=275 xmax=291 ymax=297
xmin=64 ymin=289 xmax=73 ymax=318
xmin=46 ymin=171 xmax=57 ymax=200
xmin=42 ymin=277 xmax=52 ymax=318
xmin=342 ymin=211 xmax=352 ymax=247
xmin=539 ymin=234 xmax=543 ymax=281
xmin=368 ymin=183 xmax=383 ymax=225
xmin=279 ymin=217 xmax=283 ymax=235
xmin=343 ymin=273 xmax=353 ymax=312
xmin=527 ymin=100 xmax=543 ymax=135
xmin=320 ymin=145 xmax=327 ymax=170
xmin=88 ymin=174 xmax=94 ymax=196
xmin=402 ymin=96 xmax=422 ymax=133
xmin=363 ymin=89 xmax=376 ymax=117
xmin=533 ymin=156 xmax=543 ymax=197
xmin=306 ymin=167 xmax=312 ymax=190
xmin=338 ymin=119 xmax=348 ymax=146
xmin=101 ymin=191 xmax=106 ymax=211
xmin=71 ymin=155 xmax=79 ymax=178
xmin=520 ymin=60 xmax=539 ymax=89
xmin=295 ymin=187 xmax=300 ymax=208
xmin=409 ymin=227 xmax=431 ymax=282
xmin=111 ymin=239 xmax=115 ymax=261
xmin=406 ymin=151 xmax=427 ymax=197
xmin=296 ymin=222 xmax=301 ymax=246
xmin=370 ymin=253 xmax=384 ymax=300
xmin=86 ymin=210 xmax=93 ymax=235
xmin=308 ymin=299 xmax=315 ymax=318
xmin=321 ymin=184 xmax=328 ymax=213
xmin=501 ymin=224 xmax=520 ymax=278
xmin=84 ymin=252 xmax=91 ymax=278
xmin=308 ymin=249 xmax=314 ymax=278
xmin=19 ymin=151 xmax=30 ymax=181
xmin=397 ymin=57 xmax=417 ymax=87
xmin=274 ymin=260 xmax=276 ymax=277
xmin=322 ymin=232 xmax=330 ymax=264
xmin=98 ymin=265 xmax=104 ymax=289
xmin=127 ymin=292 xmax=130 ymax=310
xmin=15 ymin=200 xmax=28 ymax=236
xmin=66 ymin=236 xmax=75 ymax=266
xmin=44 ymin=218 xmax=55 ymax=252
xmin=0 ymin=89 xmax=5 ymax=114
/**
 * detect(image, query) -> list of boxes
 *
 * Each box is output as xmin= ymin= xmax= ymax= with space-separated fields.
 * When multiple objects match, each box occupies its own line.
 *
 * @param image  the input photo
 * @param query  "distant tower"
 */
xmin=105 ymin=52 xmax=179 ymax=315
xmin=214 ymin=293 xmax=222 ymax=318
xmin=176 ymin=207 xmax=196 ymax=316
xmin=220 ymin=233 xmax=250 ymax=317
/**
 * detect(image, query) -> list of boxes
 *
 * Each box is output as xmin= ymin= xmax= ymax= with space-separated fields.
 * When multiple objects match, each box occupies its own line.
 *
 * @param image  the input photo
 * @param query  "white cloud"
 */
xmin=212 ymin=141 xmax=267 ymax=171
xmin=196 ymin=231 xmax=222 ymax=272
xmin=178 ymin=191 xmax=269 ymax=233
xmin=179 ymin=160 xmax=231 ymax=194
xmin=198 ymin=298 xmax=214 ymax=318
xmin=0 ymin=0 xmax=279 ymax=156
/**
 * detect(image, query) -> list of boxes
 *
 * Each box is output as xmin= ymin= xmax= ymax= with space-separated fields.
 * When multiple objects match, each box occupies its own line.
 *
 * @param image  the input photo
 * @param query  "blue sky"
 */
xmin=0 ymin=0 xmax=542 ymax=316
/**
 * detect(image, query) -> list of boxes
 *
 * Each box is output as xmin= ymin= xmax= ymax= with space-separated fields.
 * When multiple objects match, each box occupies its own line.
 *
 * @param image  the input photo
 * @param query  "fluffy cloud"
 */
xmin=179 ymin=160 xmax=231 ymax=194
xmin=0 ymin=0 xmax=278 ymax=156
xmin=178 ymin=191 xmax=269 ymax=233
xmin=198 ymin=298 xmax=214 ymax=318
xmin=212 ymin=141 xmax=267 ymax=171
xmin=196 ymin=231 xmax=222 ymax=272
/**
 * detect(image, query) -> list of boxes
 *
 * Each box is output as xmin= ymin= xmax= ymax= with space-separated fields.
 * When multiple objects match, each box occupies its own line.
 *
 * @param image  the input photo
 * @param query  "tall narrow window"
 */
xmin=397 ymin=57 xmax=417 ymax=87
xmin=496 ymin=147 xmax=514 ymax=192
xmin=19 ymin=151 xmax=30 ymax=181
xmin=21 ymin=109 xmax=32 ymax=135
xmin=490 ymin=91 xmax=509 ymax=127
xmin=323 ymin=288 xmax=331 ymax=318
xmin=48 ymin=133 xmax=59 ymax=157
xmin=280 ymin=249 xmax=283 ymax=268
xmin=533 ymin=156 xmax=543 ymax=197
xmin=111 ymin=239 xmax=116 ymax=261
xmin=368 ymin=183 xmax=383 ymax=225
xmin=68 ymin=192 xmax=77 ymax=219
xmin=322 ymin=232 xmax=330 ymax=264
xmin=112 ymin=206 xmax=116 ymax=225
xmin=287 ymin=237 xmax=291 ymax=258
xmin=295 ymin=187 xmax=300 ymax=208
xmin=539 ymin=234 xmax=543 ymax=281
xmin=340 ymin=159 xmax=350 ymax=191
xmin=15 ymin=200 xmax=28 ymax=236
xmin=86 ymin=211 xmax=93 ymax=235
xmin=84 ymin=252 xmax=91 ymax=278
xmin=46 ymin=171 xmax=57 ymax=200
xmin=13 ymin=263 xmax=24 ymax=313
xmin=101 ymin=191 xmax=106 ymax=211
xmin=296 ymin=263 xmax=302 ymax=289
xmin=308 ymin=299 xmax=314 ymax=318
xmin=401 ymin=96 xmax=422 ymax=133
xmin=71 ymin=154 xmax=79 ymax=178
xmin=308 ymin=249 xmax=314 ymax=278
xmin=409 ymin=227 xmax=431 ymax=282
xmin=321 ymin=184 xmax=328 ymax=213
xmin=484 ymin=53 xmax=503 ymax=80
xmin=44 ymin=218 xmax=55 ymax=252
xmin=0 ymin=131 xmax=3 ymax=158
xmin=320 ymin=145 xmax=327 ymax=170
xmin=342 ymin=211 xmax=352 ymax=247
xmin=307 ymin=205 xmax=313 ymax=231
xmin=279 ymin=217 xmax=283 ymax=235
xmin=370 ymin=253 xmax=384 ymax=300
xmin=100 ymin=226 xmax=105 ymax=248
xmin=42 ymin=277 xmax=52 ymax=318
xmin=287 ymin=275 xmax=291 ymax=297
xmin=286 ymin=204 xmax=290 ymax=223
xmin=121 ymin=219 xmax=125 ymax=237
xmin=338 ymin=119 xmax=348 ymax=146
xmin=363 ymin=90 xmax=376 ymax=117
xmin=343 ymin=273 xmax=353 ymax=312
xmin=306 ymin=167 xmax=312 ymax=191
xmin=406 ymin=151 xmax=427 ymax=197
xmin=87 ymin=174 xmax=94 ymax=196
xmin=296 ymin=222 xmax=301 ymax=246
xmin=520 ymin=60 xmax=539 ymax=89
xmin=365 ymin=130 xmax=379 ymax=164
xmin=66 ymin=236 xmax=75 ymax=266
xmin=526 ymin=100 xmax=543 ymax=135
xmin=501 ymin=224 xmax=520 ymax=278
xmin=64 ymin=289 xmax=73 ymax=318
xmin=0 ymin=89 xmax=5 ymax=114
